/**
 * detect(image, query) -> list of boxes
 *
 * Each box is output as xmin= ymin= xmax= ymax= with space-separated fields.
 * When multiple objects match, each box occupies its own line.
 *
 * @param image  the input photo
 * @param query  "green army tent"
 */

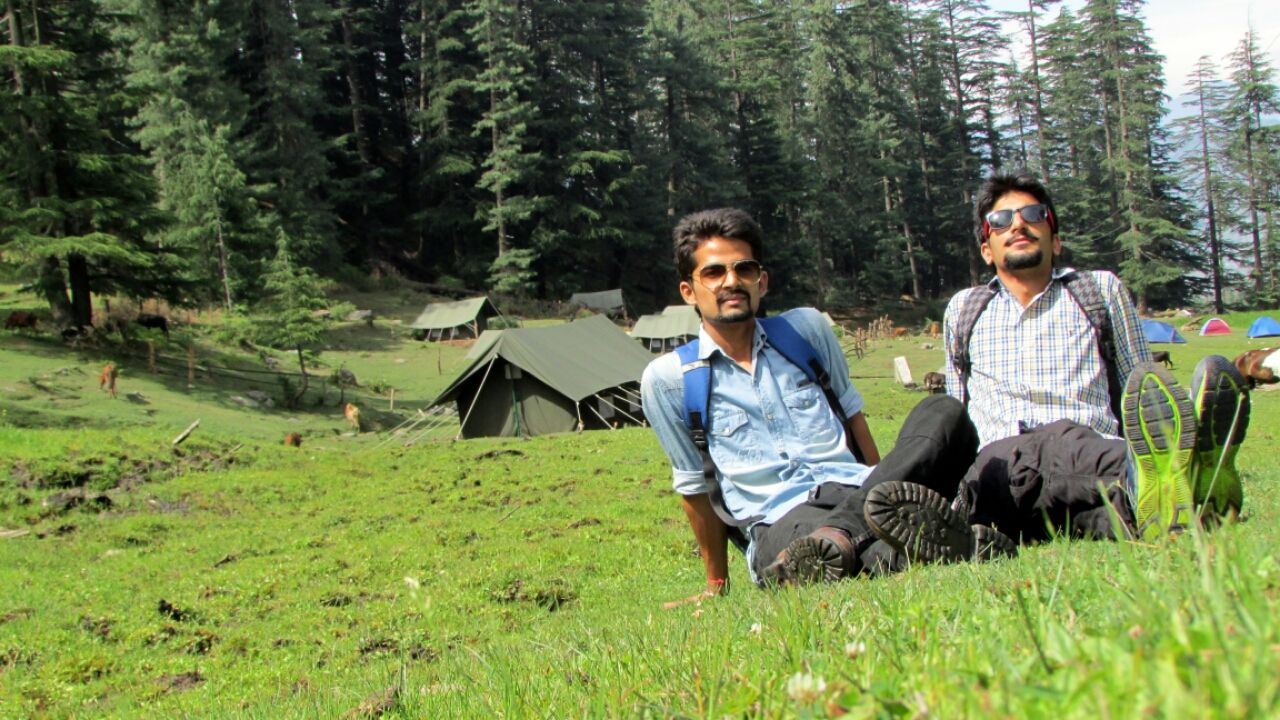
xmin=410 ymin=296 xmax=500 ymax=341
xmin=431 ymin=315 xmax=653 ymax=438
xmin=568 ymin=288 xmax=627 ymax=318
xmin=631 ymin=305 xmax=700 ymax=353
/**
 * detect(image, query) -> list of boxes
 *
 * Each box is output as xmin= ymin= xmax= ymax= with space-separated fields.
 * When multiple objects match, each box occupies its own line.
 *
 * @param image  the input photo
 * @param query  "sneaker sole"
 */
xmin=1190 ymin=357 xmax=1250 ymax=517
xmin=864 ymin=481 xmax=972 ymax=563
xmin=1123 ymin=364 xmax=1196 ymax=540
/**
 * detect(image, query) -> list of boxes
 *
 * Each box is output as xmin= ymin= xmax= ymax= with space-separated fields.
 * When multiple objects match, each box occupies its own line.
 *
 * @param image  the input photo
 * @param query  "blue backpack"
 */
xmin=674 ymin=314 xmax=854 ymax=549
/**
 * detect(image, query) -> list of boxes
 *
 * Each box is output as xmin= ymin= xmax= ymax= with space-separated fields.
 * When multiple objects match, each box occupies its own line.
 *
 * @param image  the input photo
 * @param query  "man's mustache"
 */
xmin=717 ymin=290 xmax=750 ymax=303
xmin=1005 ymin=230 xmax=1040 ymax=247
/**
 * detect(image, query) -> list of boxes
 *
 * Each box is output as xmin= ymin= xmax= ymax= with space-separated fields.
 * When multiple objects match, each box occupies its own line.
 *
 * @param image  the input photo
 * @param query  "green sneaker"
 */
xmin=1189 ymin=355 xmax=1250 ymax=519
xmin=1122 ymin=362 xmax=1197 ymax=540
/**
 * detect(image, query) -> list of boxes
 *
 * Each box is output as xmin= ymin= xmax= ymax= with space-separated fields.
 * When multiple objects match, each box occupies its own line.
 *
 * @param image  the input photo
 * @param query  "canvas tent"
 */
xmin=568 ymin=289 xmax=627 ymax=318
xmin=1140 ymin=319 xmax=1187 ymax=344
xmin=431 ymin=315 xmax=652 ymax=438
xmin=1247 ymin=316 xmax=1280 ymax=338
xmin=1200 ymin=317 xmax=1232 ymax=336
xmin=411 ymin=296 xmax=500 ymax=341
xmin=631 ymin=305 xmax=700 ymax=352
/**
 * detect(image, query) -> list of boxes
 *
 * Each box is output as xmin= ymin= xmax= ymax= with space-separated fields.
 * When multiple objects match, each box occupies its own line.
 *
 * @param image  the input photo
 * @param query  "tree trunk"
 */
xmin=1025 ymin=0 xmax=1050 ymax=180
xmin=294 ymin=346 xmax=309 ymax=407
xmin=1194 ymin=73 xmax=1223 ymax=313
xmin=67 ymin=252 xmax=93 ymax=328
xmin=214 ymin=204 xmax=234 ymax=311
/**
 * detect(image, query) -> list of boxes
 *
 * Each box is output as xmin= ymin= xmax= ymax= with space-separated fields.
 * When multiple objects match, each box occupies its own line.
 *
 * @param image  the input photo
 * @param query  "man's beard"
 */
xmin=1003 ymin=246 xmax=1044 ymax=271
xmin=712 ymin=290 xmax=754 ymax=323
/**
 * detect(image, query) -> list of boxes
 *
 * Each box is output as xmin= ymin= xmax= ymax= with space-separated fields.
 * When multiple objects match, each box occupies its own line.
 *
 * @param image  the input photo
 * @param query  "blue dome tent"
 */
xmin=1140 ymin=319 xmax=1187 ymax=344
xmin=1247 ymin=316 xmax=1280 ymax=338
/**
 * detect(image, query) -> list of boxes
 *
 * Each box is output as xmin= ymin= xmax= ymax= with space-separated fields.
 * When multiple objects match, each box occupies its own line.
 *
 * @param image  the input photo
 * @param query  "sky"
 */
xmin=990 ymin=0 xmax=1280 ymax=116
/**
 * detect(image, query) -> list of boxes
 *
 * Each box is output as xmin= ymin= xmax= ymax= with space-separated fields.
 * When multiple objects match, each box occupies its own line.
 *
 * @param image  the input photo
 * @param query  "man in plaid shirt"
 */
xmin=862 ymin=173 xmax=1252 ymax=552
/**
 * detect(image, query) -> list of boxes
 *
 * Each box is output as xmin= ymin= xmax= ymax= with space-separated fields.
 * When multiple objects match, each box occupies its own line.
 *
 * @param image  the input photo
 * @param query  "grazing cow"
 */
xmin=926 ymin=321 xmax=941 ymax=338
xmin=1234 ymin=348 xmax=1280 ymax=387
xmin=1151 ymin=350 xmax=1173 ymax=369
xmin=136 ymin=313 xmax=170 ymax=339
xmin=5 ymin=311 xmax=38 ymax=330
xmin=921 ymin=371 xmax=946 ymax=394
xmin=284 ymin=432 xmax=303 ymax=447
xmin=891 ymin=327 xmax=909 ymax=338
xmin=344 ymin=403 xmax=361 ymax=431
xmin=99 ymin=363 xmax=119 ymax=398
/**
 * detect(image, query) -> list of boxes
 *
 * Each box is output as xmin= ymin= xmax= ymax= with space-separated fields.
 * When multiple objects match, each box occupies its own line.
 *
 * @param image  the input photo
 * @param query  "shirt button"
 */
xmin=765 ymin=414 xmax=774 ymax=421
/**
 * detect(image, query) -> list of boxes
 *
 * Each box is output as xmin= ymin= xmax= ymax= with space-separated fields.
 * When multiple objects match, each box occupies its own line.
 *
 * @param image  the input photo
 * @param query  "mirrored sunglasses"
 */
xmin=985 ymin=203 xmax=1051 ymax=232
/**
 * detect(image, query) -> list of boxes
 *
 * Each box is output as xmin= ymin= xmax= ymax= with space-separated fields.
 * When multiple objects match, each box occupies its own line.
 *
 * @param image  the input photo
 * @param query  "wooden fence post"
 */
xmin=148 ymin=340 xmax=157 ymax=374
xmin=187 ymin=345 xmax=195 ymax=386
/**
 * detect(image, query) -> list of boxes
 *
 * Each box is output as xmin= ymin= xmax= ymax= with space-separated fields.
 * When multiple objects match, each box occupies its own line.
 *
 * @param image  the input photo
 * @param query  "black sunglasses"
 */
xmin=693 ymin=259 xmax=763 ymax=289
xmin=984 ymin=203 xmax=1052 ymax=233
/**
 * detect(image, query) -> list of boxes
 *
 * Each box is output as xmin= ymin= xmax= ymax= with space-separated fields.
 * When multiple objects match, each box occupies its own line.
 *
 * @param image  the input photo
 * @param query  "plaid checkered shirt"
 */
xmin=943 ymin=267 xmax=1151 ymax=448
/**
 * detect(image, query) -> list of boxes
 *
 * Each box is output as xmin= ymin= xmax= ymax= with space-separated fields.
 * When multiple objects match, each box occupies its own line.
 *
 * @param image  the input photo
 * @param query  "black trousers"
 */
xmin=750 ymin=395 xmax=978 ymax=578
xmin=959 ymin=419 xmax=1131 ymax=542
xmin=750 ymin=400 xmax=1134 ymax=579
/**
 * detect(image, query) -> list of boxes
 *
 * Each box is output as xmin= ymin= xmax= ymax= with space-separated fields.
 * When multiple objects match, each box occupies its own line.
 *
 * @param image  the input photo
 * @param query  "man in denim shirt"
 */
xmin=641 ymin=208 xmax=1013 ymax=600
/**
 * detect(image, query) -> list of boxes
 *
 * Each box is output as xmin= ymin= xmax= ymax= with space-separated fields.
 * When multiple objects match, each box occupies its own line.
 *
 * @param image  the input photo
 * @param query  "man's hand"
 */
xmin=662 ymin=578 xmax=728 ymax=610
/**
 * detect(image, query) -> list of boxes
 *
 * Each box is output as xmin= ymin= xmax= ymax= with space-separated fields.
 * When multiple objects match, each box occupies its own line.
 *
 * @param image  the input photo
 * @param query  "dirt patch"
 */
xmin=156 ymin=671 xmax=204 ymax=692
xmin=0 ymin=608 xmax=33 ymax=625
xmin=320 ymin=593 xmax=353 ymax=608
xmin=358 ymin=637 xmax=398 ymax=656
xmin=345 ymin=686 xmax=399 ymax=719
xmin=79 ymin=616 xmax=112 ymax=639
xmin=157 ymin=599 xmax=193 ymax=622
xmin=568 ymin=517 xmax=601 ymax=529
xmin=489 ymin=577 xmax=577 ymax=611
xmin=476 ymin=448 xmax=524 ymax=460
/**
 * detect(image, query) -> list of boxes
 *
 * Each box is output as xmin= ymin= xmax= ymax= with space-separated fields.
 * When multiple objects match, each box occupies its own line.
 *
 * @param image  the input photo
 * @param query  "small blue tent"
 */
xmin=1247 ymin=316 xmax=1280 ymax=338
xmin=1141 ymin=319 xmax=1187 ymax=344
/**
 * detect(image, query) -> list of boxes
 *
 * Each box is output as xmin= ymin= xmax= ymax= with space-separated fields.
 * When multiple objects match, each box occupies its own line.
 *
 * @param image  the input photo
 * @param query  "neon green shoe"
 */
xmin=1122 ymin=362 xmax=1197 ymax=540
xmin=1189 ymin=355 xmax=1250 ymax=519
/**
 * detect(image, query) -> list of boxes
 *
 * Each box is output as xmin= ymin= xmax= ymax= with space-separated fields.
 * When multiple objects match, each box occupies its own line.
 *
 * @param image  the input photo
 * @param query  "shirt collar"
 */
xmin=696 ymin=319 xmax=766 ymax=361
xmin=988 ymin=266 xmax=1077 ymax=296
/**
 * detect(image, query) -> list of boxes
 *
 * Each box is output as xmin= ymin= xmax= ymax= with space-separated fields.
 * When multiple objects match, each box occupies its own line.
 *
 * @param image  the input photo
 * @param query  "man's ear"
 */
xmin=759 ymin=270 xmax=769 ymax=297
xmin=980 ymin=241 xmax=994 ymax=266
xmin=1052 ymin=233 xmax=1063 ymax=256
xmin=679 ymin=279 xmax=696 ymax=305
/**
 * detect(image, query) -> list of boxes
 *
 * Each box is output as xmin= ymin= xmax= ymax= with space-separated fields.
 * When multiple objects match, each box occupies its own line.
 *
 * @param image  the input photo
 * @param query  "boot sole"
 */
xmin=972 ymin=524 xmax=1017 ymax=561
xmin=864 ymin=481 xmax=972 ymax=563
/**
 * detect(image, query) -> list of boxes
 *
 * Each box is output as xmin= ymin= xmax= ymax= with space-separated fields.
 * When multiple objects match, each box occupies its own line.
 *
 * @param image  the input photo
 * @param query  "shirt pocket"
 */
xmin=784 ymin=385 xmax=840 ymax=443
xmin=710 ymin=408 xmax=748 ymax=438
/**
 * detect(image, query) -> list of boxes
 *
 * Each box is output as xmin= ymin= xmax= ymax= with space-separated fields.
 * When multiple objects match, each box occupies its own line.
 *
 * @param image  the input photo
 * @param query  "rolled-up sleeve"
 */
xmin=640 ymin=356 xmax=707 ymax=495
xmin=942 ymin=289 xmax=970 ymax=402
xmin=1097 ymin=271 xmax=1151 ymax=383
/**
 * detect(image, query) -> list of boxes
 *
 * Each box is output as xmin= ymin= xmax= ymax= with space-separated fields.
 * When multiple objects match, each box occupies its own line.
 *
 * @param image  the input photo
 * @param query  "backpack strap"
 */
xmin=675 ymin=339 xmax=755 ymax=551
xmin=1059 ymin=271 xmax=1123 ymax=423
xmin=758 ymin=316 xmax=864 ymax=464
xmin=948 ymin=285 xmax=997 ymax=408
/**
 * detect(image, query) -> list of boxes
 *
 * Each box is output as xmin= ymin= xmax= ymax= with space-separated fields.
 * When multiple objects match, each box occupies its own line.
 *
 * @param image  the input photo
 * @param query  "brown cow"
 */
xmin=922 ymin=371 xmax=946 ymax=394
xmin=892 ymin=327 xmax=909 ymax=338
xmin=1234 ymin=348 xmax=1280 ymax=387
xmin=284 ymin=432 xmax=303 ymax=447
xmin=343 ymin=403 xmax=361 ymax=431
xmin=4 ymin=311 xmax=38 ymax=330
xmin=98 ymin=363 xmax=119 ymax=398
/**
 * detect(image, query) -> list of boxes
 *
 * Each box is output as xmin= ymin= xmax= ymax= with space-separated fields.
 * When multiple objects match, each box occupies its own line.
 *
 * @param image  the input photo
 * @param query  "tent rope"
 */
xmin=456 ymin=357 xmax=498 ymax=440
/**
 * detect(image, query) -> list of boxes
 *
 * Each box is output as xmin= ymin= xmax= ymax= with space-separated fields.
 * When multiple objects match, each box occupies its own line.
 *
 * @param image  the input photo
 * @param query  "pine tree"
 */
xmin=254 ymin=229 xmax=328 ymax=407
xmin=1 ymin=0 xmax=176 ymax=327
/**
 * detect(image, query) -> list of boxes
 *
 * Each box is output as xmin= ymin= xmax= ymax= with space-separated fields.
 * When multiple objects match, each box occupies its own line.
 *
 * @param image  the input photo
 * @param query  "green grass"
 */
xmin=2 ymin=289 xmax=1280 ymax=717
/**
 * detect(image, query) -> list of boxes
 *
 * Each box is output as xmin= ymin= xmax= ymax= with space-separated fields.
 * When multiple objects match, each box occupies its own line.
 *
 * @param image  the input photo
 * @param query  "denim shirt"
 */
xmin=640 ymin=308 xmax=872 ymax=549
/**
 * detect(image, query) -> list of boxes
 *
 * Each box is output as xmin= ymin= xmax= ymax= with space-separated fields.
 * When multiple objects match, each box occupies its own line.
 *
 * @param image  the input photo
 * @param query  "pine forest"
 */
xmin=3 ymin=0 xmax=1278 ymax=322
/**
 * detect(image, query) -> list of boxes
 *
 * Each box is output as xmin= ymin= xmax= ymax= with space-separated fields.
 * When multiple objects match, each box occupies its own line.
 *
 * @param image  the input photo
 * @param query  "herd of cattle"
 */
xmin=4 ymin=311 xmax=170 ymax=340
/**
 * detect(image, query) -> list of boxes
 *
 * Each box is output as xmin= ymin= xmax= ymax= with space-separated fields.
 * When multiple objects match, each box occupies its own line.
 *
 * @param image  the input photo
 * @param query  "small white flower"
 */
xmin=749 ymin=622 xmax=763 ymax=635
xmin=786 ymin=672 xmax=826 ymax=703
xmin=844 ymin=640 xmax=866 ymax=659
xmin=403 ymin=576 xmax=420 ymax=590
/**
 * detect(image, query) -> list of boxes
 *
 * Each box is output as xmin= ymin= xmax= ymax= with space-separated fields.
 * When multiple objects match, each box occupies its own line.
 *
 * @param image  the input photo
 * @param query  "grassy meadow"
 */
xmin=2 ymin=283 xmax=1280 ymax=718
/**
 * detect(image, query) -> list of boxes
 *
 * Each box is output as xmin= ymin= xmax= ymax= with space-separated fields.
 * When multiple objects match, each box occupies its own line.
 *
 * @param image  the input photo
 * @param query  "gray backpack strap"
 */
xmin=948 ymin=285 xmax=997 ymax=407
xmin=1060 ymin=271 xmax=1122 ymax=422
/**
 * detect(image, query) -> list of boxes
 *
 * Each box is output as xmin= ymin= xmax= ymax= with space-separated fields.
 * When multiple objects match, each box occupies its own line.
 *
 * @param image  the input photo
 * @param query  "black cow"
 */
xmin=136 ymin=313 xmax=170 ymax=339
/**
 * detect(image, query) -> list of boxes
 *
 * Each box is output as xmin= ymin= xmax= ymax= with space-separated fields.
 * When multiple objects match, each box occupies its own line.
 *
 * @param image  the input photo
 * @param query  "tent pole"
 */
xmin=456 ymin=357 xmax=498 ymax=440
xmin=594 ymin=393 xmax=644 ymax=426
xmin=585 ymin=401 xmax=615 ymax=430
xmin=575 ymin=402 xmax=584 ymax=432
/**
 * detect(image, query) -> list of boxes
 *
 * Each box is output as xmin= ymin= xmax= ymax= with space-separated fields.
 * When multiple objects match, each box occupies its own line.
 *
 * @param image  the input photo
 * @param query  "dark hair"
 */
xmin=973 ymin=172 xmax=1059 ymax=244
xmin=672 ymin=208 xmax=764 ymax=280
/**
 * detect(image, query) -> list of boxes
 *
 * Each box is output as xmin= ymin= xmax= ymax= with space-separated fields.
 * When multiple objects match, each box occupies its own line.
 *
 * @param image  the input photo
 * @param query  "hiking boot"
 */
xmin=1122 ymin=362 xmax=1197 ymax=540
xmin=864 ymin=481 xmax=973 ymax=563
xmin=972 ymin=524 xmax=1017 ymax=561
xmin=759 ymin=526 xmax=856 ymax=586
xmin=1189 ymin=355 xmax=1250 ymax=519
